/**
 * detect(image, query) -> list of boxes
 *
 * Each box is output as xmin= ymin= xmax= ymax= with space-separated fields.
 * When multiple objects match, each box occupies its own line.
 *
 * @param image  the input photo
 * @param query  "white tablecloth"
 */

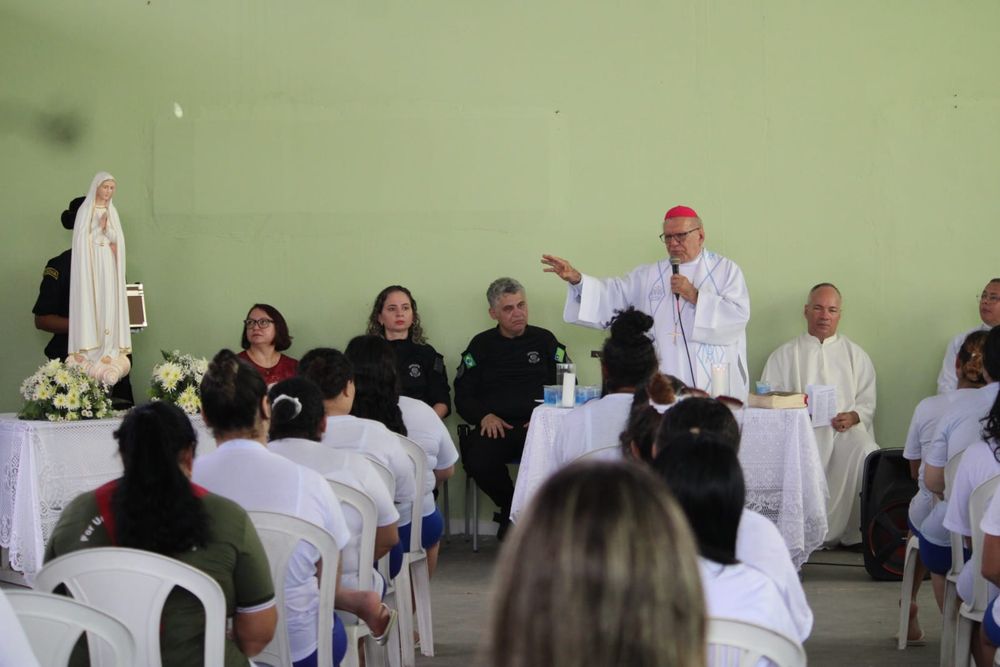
xmin=511 ymin=405 xmax=829 ymax=568
xmin=0 ymin=413 xmax=215 ymax=579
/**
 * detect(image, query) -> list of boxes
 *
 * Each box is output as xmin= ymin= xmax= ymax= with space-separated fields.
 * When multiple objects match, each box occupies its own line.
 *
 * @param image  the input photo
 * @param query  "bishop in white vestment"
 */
xmin=761 ymin=283 xmax=878 ymax=546
xmin=542 ymin=206 xmax=750 ymax=400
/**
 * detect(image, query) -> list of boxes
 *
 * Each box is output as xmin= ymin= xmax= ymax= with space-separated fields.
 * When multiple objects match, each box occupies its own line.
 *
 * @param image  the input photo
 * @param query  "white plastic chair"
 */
xmin=6 ymin=589 xmax=135 ymax=667
xmin=942 ymin=450 xmax=967 ymax=667
xmin=706 ymin=617 xmax=806 ymax=667
xmin=248 ymin=511 xmax=343 ymax=667
xmin=954 ymin=474 xmax=1000 ymax=667
xmin=327 ymin=481 xmax=392 ymax=667
xmin=574 ymin=444 xmax=622 ymax=462
xmin=33 ymin=547 xmax=226 ymax=667
xmin=362 ymin=459 xmax=403 ymax=667
xmin=396 ymin=435 xmax=435 ymax=660
xmin=897 ymin=533 xmax=923 ymax=650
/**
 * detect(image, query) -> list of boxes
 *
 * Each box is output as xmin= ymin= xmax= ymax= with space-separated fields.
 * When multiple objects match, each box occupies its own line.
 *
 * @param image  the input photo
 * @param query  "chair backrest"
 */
xmin=396 ymin=435 xmax=428 ymax=551
xmin=328 ymin=480 xmax=379 ymax=595
xmin=966 ymin=474 xmax=1000 ymax=611
xmin=6 ymin=589 xmax=135 ymax=667
xmin=365 ymin=455 xmax=397 ymax=501
xmin=33 ymin=547 xmax=226 ymax=667
xmin=706 ymin=617 xmax=806 ymax=667
xmin=944 ymin=449 xmax=966 ymax=501
xmin=574 ymin=444 xmax=622 ymax=462
xmin=947 ymin=450 xmax=968 ymax=578
xmin=248 ymin=510 xmax=342 ymax=667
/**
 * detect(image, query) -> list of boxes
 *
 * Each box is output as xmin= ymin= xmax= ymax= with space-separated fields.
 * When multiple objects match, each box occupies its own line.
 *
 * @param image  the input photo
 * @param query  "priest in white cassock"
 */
xmin=761 ymin=283 xmax=879 ymax=546
xmin=541 ymin=205 xmax=751 ymax=400
xmin=936 ymin=279 xmax=1000 ymax=393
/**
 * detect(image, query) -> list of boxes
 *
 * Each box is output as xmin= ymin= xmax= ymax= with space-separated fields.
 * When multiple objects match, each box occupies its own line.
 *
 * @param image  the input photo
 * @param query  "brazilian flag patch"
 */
xmin=554 ymin=346 xmax=566 ymax=363
xmin=463 ymin=353 xmax=477 ymax=369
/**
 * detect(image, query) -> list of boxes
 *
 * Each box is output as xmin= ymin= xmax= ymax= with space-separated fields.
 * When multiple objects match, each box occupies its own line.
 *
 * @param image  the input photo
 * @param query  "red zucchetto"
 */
xmin=664 ymin=205 xmax=699 ymax=220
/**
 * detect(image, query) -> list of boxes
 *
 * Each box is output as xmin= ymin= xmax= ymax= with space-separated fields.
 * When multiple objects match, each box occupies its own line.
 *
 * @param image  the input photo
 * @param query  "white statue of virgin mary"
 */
xmin=67 ymin=171 xmax=132 ymax=385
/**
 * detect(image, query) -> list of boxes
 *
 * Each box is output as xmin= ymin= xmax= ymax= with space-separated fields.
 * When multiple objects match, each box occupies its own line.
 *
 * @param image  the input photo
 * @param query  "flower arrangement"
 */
xmin=149 ymin=350 xmax=208 ymax=415
xmin=19 ymin=359 xmax=114 ymax=421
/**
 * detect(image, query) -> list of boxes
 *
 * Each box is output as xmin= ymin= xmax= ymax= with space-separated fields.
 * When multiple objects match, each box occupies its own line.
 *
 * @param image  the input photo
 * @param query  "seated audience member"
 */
xmin=618 ymin=373 xmax=682 ymax=461
xmin=488 ymin=461 xmax=705 ymax=667
xmin=654 ymin=433 xmax=800 ymax=650
xmin=652 ymin=396 xmax=812 ymax=641
xmin=760 ymin=282 xmax=878 ymax=546
xmin=455 ymin=277 xmax=568 ymax=538
xmin=943 ymin=341 xmax=1000 ymax=606
xmin=937 ymin=279 xmax=1000 ymax=393
xmin=45 ymin=401 xmax=277 ymax=666
xmin=510 ymin=307 xmax=659 ymax=522
xmin=366 ymin=285 xmax=451 ymax=418
xmin=193 ymin=350 xmax=396 ymax=667
xmin=239 ymin=303 xmax=299 ymax=386
xmin=921 ymin=327 xmax=1000 ymax=601
xmin=345 ymin=335 xmax=457 ymax=576
xmin=298 ymin=347 xmax=418 ymax=580
xmin=901 ymin=330 xmax=987 ymax=640
xmin=974 ymin=487 xmax=1000 ymax=665
xmin=266 ymin=377 xmax=400 ymax=592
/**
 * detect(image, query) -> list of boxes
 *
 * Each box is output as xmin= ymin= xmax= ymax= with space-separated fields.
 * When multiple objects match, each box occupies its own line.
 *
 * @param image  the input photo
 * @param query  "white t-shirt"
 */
xmin=903 ymin=391 xmax=965 ymax=526
xmin=944 ymin=439 xmax=1000 ymax=539
xmin=192 ymin=438 xmax=351 ymax=663
xmin=268 ymin=437 xmax=400 ymax=591
xmin=699 ymin=557 xmax=800 ymax=667
xmin=982 ymin=491 xmax=1000 ymax=630
xmin=399 ymin=396 xmax=459 ymax=516
xmin=736 ymin=509 xmax=812 ymax=641
xmin=946 ymin=439 xmax=1000 ymax=603
xmin=925 ymin=384 xmax=999 ymax=468
xmin=322 ymin=415 xmax=417 ymax=526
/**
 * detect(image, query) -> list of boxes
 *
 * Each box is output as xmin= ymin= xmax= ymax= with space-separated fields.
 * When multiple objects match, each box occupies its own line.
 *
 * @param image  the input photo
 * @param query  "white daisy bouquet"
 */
xmin=149 ymin=350 xmax=208 ymax=415
xmin=19 ymin=359 xmax=114 ymax=421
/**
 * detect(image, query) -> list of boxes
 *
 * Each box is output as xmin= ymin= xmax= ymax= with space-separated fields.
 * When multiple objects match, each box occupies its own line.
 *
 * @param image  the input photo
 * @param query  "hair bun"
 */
xmin=609 ymin=307 xmax=654 ymax=345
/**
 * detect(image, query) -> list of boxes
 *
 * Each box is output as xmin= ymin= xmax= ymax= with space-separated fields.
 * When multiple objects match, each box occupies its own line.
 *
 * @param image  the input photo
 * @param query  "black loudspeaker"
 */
xmin=860 ymin=448 xmax=918 ymax=581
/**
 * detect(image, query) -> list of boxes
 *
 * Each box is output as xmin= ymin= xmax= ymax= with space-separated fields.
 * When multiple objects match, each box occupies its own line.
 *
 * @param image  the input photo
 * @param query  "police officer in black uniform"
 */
xmin=391 ymin=335 xmax=451 ymax=416
xmin=32 ymin=197 xmax=134 ymax=406
xmin=455 ymin=277 xmax=568 ymax=539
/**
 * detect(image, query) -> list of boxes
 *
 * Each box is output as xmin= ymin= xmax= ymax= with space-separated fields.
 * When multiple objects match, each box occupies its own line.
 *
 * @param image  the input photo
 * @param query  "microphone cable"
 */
xmin=675 ymin=294 xmax=698 ymax=389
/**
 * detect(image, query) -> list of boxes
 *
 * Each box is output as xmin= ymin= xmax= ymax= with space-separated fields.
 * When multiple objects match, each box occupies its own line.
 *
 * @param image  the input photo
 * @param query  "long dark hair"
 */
xmin=344 ymin=335 xmax=407 ymax=435
xmin=982 ymin=328 xmax=1000 ymax=454
xmin=602 ymin=308 xmax=658 ymax=393
xmin=365 ymin=285 xmax=426 ymax=344
xmin=112 ymin=402 xmax=209 ymax=553
xmin=200 ymin=349 xmax=267 ymax=438
xmin=619 ymin=373 xmax=680 ymax=461
xmin=653 ymin=431 xmax=744 ymax=565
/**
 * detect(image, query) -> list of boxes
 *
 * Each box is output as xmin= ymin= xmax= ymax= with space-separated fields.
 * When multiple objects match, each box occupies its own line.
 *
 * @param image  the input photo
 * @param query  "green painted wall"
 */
xmin=3 ymin=2 xmax=999 ymax=518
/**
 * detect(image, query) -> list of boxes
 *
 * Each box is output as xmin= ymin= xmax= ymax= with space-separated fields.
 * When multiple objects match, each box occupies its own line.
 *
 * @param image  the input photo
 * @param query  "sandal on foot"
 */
xmin=371 ymin=604 xmax=398 ymax=646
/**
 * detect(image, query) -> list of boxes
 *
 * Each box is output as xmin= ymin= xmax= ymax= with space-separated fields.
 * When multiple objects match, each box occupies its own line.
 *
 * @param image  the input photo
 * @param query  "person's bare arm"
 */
xmin=434 ymin=464 xmax=455 ymax=484
xmin=982 ymin=534 xmax=1000 ymax=587
xmin=34 ymin=314 xmax=68 ymax=334
xmin=375 ymin=524 xmax=400 ymax=559
xmin=925 ymin=464 xmax=945 ymax=496
xmin=909 ymin=459 xmax=921 ymax=481
xmin=233 ymin=606 xmax=277 ymax=657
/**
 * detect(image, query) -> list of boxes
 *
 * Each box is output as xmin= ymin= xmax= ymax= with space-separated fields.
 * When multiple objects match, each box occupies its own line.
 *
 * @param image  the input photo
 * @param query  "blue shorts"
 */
xmin=387 ymin=536 xmax=405 ymax=579
xmin=397 ymin=507 xmax=445 ymax=551
xmin=292 ymin=613 xmax=348 ymax=667
xmin=918 ymin=534 xmax=971 ymax=575
xmin=986 ymin=599 xmax=1000 ymax=647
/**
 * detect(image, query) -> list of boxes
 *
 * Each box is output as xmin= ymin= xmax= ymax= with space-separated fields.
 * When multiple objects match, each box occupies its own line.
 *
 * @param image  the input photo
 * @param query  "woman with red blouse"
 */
xmin=238 ymin=303 xmax=298 ymax=386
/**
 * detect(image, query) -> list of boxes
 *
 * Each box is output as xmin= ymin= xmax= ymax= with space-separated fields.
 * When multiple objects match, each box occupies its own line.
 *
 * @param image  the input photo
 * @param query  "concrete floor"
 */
xmin=418 ymin=536 xmax=943 ymax=667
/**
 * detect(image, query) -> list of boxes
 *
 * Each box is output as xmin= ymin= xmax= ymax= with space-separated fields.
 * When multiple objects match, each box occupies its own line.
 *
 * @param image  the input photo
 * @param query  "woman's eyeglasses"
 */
xmin=244 ymin=318 xmax=274 ymax=329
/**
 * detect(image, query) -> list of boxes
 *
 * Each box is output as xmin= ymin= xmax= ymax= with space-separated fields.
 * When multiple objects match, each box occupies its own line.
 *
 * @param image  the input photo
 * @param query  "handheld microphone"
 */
xmin=669 ymin=257 xmax=681 ymax=301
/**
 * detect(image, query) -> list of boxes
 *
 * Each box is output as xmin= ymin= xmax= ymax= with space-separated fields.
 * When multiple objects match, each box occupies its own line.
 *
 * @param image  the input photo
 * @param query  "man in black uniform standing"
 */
xmin=455 ymin=277 xmax=568 ymax=539
xmin=32 ymin=197 xmax=134 ymax=406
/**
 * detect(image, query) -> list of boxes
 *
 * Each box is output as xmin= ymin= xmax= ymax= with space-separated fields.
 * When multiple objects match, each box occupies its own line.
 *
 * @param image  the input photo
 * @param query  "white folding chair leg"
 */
xmin=411 ymin=556 xmax=435 ymax=656
xmin=954 ymin=607 xmax=978 ymax=667
xmin=898 ymin=535 xmax=920 ymax=650
xmin=942 ymin=576 xmax=959 ymax=667
xmin=395 ymin=562 xmax=417 ymax=667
